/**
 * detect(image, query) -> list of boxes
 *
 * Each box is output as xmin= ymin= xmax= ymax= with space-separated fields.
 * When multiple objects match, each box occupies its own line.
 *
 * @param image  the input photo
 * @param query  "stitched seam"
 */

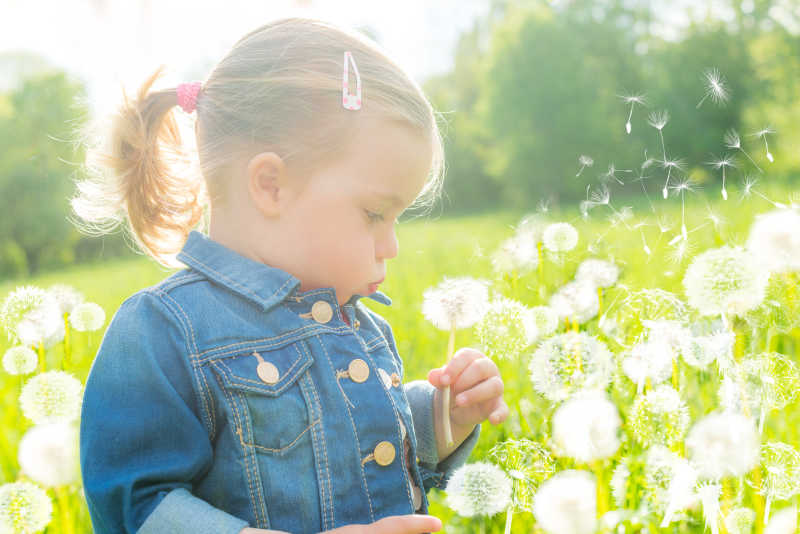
xmin=245 ymin=418 xmax=319 ymax=454
xmin=211 ymin=363 xmax=264 ymax=527
xmin=215 ymin=345 xmax=308 ymax=393
xmin=317 ymin=335 xmax=374 ymax=522
xmin=159 ymin=271 xmax=203 ymax=291
xmin=157 ymin=290 xmax=216 ymax=440
xmin=197 ymin=324 xmax=350 ymax=361
xmin=300 ymin=341 xmax=333 ymax=529
xmin=181 ymin=250 xmax=297 ymax=304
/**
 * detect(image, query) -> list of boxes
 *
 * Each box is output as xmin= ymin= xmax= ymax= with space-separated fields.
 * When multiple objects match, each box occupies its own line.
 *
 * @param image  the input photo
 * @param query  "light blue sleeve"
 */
xmin=79 ymin=291 xmax=250 ymax=534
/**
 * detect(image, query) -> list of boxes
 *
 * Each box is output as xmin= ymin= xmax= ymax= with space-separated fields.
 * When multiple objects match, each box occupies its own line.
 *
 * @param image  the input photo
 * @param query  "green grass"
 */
xmin=0 ymin=183 xmax=798 ymax=533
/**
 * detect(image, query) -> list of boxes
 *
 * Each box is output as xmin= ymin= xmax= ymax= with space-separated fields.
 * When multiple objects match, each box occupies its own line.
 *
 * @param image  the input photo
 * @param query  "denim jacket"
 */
xmin=79 ymin=230 xmax=480 ymax=534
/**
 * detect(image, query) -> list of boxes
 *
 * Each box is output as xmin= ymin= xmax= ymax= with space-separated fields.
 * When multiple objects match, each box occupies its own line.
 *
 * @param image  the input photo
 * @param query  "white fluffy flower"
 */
xmin=622 ymin=339 xmax=675 ymax=393
xmin=0 ymin=480 xmax=53 ymax=532
xmin=445 ymin=462 xmax=512 ymax=517
xmin=474 ymin=297 xmax=537 ymax=360
xmin=68 ymin=302 xmax=106 ymax=332
xmin=2 ymin=346 xmax=38 ymax=375
xmin=533 ymin=470 xmax=597 ymax=534
xmin=746 ymin=209 xmax=800 ymax=273
xmin=549 ymin=281 xmax=599 ymax=324
xmin=765 ymin=506 xmax=798 ymax=534
xmin=551 ymin=390 xmax=621 ymax=462
xmin=527 ymin=306 xmax=559 ymax=341
xmin=529 ymin=332 xmax=614 ymax=402
xmin=682 ymin=245 xmax=770 ymax=317
xmin=629 ymin=385 xmax=690 ymax=448
xmin=0 ymin=285 xmax=64 ymax=348
xmin=576 ymin=258 xmax=620 ymax=288
xmin=686 ymin=411 xmax=760 ymax=479
xmin=757 ymin=442 xmax=800 ymax=506
xmin=680 ymin=330 xmax=735 ymax=371
xmin=543 ymin=223 xmax=579 ymax=253
xmin=643 ymin=446 xmax=694 ymax=515
xmin=724 ymin=507 xmax=756 ymax=534
xmin=422 ymin=277 xmax=490 ymax=330
xmin=19 ymin=370 xmax=83 ymax=424
xmin=47 ymin=284 xmax=85 ymax=315
xmin=18 ymin=422 xmax=80 ymax=487
xmin=491 ymin=234 xmax=539 ymax=274
xmin=661 ymin=456 xmax=700 ymax=527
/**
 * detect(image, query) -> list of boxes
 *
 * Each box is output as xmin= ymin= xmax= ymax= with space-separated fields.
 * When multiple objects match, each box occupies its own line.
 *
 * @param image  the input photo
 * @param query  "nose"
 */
xmin=377 ymin=223 xmax=399 ymax=260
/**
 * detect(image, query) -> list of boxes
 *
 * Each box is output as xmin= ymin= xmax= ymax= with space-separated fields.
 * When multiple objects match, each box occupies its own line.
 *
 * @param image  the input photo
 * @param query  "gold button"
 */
xmin=256 ymin=361 xmax=280 ymax=384
xmin=311 ymin=300 xmax=333 ymax=324
xmin=391 ymin=373 xmax=401 ymax=388
xmin=348 ymin=359 xmax=370 ymax=383
xmin=374 ymin=441 xmax=396 ymax=466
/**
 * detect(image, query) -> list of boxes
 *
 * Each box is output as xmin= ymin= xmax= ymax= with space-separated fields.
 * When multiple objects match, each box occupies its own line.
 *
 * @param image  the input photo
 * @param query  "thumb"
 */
xmin=427 ymin=367 xmax=447 ymax=388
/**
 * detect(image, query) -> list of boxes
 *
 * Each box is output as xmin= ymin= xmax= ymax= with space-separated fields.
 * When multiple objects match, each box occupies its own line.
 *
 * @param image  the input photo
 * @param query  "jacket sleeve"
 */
xmin=79 ymin=290 xmax=250 ymax=534
xmin=372 ymin=311 xmax=481 ymax=493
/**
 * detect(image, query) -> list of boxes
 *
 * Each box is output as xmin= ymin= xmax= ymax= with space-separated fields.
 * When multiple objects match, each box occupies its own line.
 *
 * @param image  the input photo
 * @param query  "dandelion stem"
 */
xmin=752 ymin=465 xmax=765 ymax=532
xmin=504 ymin=507 xmax=514 ymax=534
xmin=537 ymin=241 xmax=545 ymax=298
xmin=659 ymin=130 xmax=667 ymax=163
xmin=56 ymin=485 xmax=75 ymax=534
xmin=594 ymin=461 xmax=607 ymax=518
xmin=38 ymin=341 xmax=45 ymax=373
xmin=63 ymin=313 xmax=71 ymax=369
xmin=597 ymin=287 xmax=603 ymax=316
xmin=672 ymin=359 xmax=679 ymax=390
xmin=441 ymin=326 xmax=457 ymax=448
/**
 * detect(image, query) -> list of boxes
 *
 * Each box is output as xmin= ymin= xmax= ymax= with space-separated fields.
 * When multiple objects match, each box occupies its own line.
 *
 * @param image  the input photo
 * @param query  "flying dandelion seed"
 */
xmin=576 ymin=155 xmax=594 ymax=177
xmin=648 ymin=110 xmax=670 ymax=161
xmin=661 ymin=157 xmax=686 ymax=200
xmin=619 ymin=93 xmax=647 ymax=134
xmin=670 ymin=177 xmax=698 ymax=240
xmin=696 ymin=67 xmax=730 ymax=108
xmin=707 ymin=154 xmax=736 ymax=200
xmin=752 ymin=127 xmax=776 ymax=163
xmin=740 ymin=175 xmax=787 ymax=208
xmin=724 ymin=128 xmax=762 ymax=173
xmin=601 ymin=163 xmax=632 ymax=186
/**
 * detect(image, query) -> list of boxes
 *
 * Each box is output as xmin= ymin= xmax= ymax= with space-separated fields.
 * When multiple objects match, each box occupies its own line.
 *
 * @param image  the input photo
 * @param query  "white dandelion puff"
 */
xmin=576 ymin=155 xmax=594 ymax=177
xmin=680 ymin=330 xmax=734 ymax=371
xmin=68 ymin=302 xmax=106 ymax=332
xmin=2 ymin=346 xmax=38 ymax=375
xmin=422 ymin=277 xmax=490 ymax=331
xmin=47 ymin=284 xmax=85 ymax=316
xmin=0 ymin=480 xmax=53 ymax=533
xmin=724 ymin=507 xmax=756 ymax=534
xmin=474 ymin=297 xmax=537 ymax=361
xmin=527 ymin=306 xmax=559 ymax=341
xmin=18 ymin=422 xmax=80 ymax=487
xmin=543 ymin=223 xmax=579 ymax=253
xmin=686 ymin=411 xmax=760 ymax=480
xmin=529 ymin=332 xmax=614 ymax=402
xmin=0 ymin=286 xmax=64 ymax=348
xmin=696 ymin=67 xmax=730 ymax=108
xmin=757 ymin=443 xmax=800 ymax=525
xmin=445 ymin=462 xmax=512 ymax=517
xmin=550 ymin=389 xmax=621 ymax=462
xmin=533 ymin=470 xmax=597 ymax=534
xmin=746 ymin=209 xmax=800 ymax=274
xmin=661 ymin=457 xmax=699 ymax=527
xmin=764 ymin=506 xmax=797 ymax=534
xmin=575 ymin=258 xmax=620 ymax=288
xmin=622 ymin=339 xmax=675 ymax=395
xmin=549 ymin=281 xmax=600 ymax=324
xmin=682 ymin=245 xmax=770 ymax=317
xmin=629 ymin=385 xmax=690 ymax=448
xmin=738 ymin=353 xmax=800 ymax=432
xmin=488 ymin=438 xmax=556 ymax=513
xmin=490 ymin=234 xmax=539 ymax=275
xmin=19 ymin=370 xmax=83 ymax=424
xmin=643 ymin=446 xmax=686 ymax=515
xmin=724 ymin=128 xmax=762 ymax=172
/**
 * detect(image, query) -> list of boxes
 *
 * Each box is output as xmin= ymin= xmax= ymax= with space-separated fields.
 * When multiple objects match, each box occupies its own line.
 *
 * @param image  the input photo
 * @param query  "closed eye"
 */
xmin=365 ymin=209 xmax=385 ymax=224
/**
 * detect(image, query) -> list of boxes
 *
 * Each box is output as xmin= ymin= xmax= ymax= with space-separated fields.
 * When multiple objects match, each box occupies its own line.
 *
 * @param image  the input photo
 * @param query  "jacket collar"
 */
xmin=176 ymin=231 xmax=392 ymax=312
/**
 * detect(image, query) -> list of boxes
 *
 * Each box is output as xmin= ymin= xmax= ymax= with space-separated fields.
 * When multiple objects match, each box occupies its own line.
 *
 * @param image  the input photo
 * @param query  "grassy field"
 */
xmin=0 ymin=183 xmax=798 ymax=533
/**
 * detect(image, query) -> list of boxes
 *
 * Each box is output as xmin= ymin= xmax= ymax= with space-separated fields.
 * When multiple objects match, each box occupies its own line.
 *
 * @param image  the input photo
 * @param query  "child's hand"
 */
xmin=427 ymin=348 xmax=509 ymax=428
xmin=322 ymin=514 xmax=442 ymax=533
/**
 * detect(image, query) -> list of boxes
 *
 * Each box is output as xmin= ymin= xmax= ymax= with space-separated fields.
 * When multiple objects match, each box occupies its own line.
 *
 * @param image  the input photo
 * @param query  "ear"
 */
xmin=246 ymin=152 xmax=292 ymax=218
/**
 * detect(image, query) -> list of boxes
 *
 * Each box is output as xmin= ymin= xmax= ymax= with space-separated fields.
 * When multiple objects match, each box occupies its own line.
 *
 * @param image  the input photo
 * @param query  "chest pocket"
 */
xmin=212 ymin=342 xmax=315 ymax=455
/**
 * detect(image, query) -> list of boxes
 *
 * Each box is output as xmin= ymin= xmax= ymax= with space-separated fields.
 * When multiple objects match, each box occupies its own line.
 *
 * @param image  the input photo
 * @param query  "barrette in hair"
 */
xmin=342 ymin=51 xmax=362 ymax=110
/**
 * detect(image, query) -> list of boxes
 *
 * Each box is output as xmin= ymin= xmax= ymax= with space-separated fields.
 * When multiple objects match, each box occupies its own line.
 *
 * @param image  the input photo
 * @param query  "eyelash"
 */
xmin=365 ymin=210 xmax=385 ymax=224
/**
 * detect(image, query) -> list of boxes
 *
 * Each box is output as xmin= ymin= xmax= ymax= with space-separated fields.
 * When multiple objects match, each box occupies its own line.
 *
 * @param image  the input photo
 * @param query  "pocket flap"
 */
xmin=213 ymin=342 xmax=312 ymax=396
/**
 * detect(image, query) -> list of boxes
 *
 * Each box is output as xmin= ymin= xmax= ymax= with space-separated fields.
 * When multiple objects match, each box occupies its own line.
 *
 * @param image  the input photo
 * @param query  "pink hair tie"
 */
xmin=177 ymin=81 xmax=203 ymax=113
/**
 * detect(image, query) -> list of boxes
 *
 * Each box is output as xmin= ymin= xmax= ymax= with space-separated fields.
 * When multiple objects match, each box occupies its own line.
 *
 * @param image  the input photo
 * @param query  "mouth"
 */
xmin=367 ymin=277 xmax=385 ymax=293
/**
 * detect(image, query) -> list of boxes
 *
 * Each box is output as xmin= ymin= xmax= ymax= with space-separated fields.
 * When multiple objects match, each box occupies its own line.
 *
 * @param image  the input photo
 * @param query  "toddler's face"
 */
xmin=281 ymin=117 xmax=432 ymax=307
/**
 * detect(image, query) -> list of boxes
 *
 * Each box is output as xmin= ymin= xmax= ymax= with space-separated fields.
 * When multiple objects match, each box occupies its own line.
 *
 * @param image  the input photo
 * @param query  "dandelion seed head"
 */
xmin=680 ymin=330 xmax=734 ymax=371
xmin=18 ymin=422 xmax=80 ymax=487
xmin=488 ymin=438 xmax=556 ymax=512
xmin=746 ymin=209 xmax=800 ymax=274
xmin=738 ymin=352 xmax=800 ymax=414
xmin=758 ymin=442 xmax=800 ymax=502
xmin=683 ymin=245 xmax=770 ymax=317
xmin=686 ymin=411 xmax=760 ymax=479
xmin=474 ymin=297 xmax=537 ymax=361
xmin=725 ymin=507 xmax=756 ymax=534
xmin=543 ymin=222 xmax=579 ymax=253
xmin=622 ymin=339 xmax=674 ymax=388
xmin=47 ymin=284 xmax=85 ymax=316
xmin=648 ymin=110 xmax=670 ymax=130
xmin=533 ymin=470 xmax=597 ymax=534
xmin=445 ymin=462 xmax=512 ymax=517
xmin=490 ymin=234 xmax=539 ymax=275
xmin=69 ymin=302 xmax=106 ymax=332
xmin=764 ymin=506 xmax=797 ymax=534
xmin=527 ymin=306 xmax=559 ymax=341
xmin=422 ymin=277 xmax=490 ymax=330
xmin=629 ymin=385 xmax=690 ymax=447
xmin=529 ymin=332 xmax=614 ymax=402
xmin=551 ymin=389 xmax=621 ymax=462
xmin=643 ymin=445 xmax=684 ymax=514
xmin=0 ymin=480 xmax=53 ymax=533
xmin=0 ymin=286 xmax=62 ymax=346
xmin=549 ymin=281 xmax=599 ymax=324
xmin=576 ymin=258 xmax=620 ymax=288
xmin=2 ymin=346 xmax=38 ymax=375
xmin=19 ymin=370 xmax=83 ymax=424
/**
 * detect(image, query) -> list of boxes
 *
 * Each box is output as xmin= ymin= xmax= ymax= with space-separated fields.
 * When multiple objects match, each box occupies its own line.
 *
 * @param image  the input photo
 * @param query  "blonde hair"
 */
xmin=70 ymin=17 xmax=446 ymax=269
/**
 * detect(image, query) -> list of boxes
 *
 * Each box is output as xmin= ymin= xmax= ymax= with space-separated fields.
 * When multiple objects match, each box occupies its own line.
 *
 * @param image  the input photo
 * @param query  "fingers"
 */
xmin=487 ymin=397 xmax=510 ymax=425
xmin=453 ymin=375 xmax=504 ymax=408
xmin=451 ymin=356 xmax=499 ymax=394
xmin=440 ymin=348 xmax=486 ymax=387
xmin=373 ymin=514 xmax=442 ymax=533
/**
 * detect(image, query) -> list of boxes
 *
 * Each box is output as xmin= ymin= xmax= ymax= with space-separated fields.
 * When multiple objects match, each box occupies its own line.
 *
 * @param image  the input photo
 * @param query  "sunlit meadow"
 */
xmin=1 ymin=69 xmax=800 ymax=534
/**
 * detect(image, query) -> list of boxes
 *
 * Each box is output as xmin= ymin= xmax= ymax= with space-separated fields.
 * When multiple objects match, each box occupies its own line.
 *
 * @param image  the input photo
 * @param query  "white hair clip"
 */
xmin=342 ymin=51 xmax=362 ymax=110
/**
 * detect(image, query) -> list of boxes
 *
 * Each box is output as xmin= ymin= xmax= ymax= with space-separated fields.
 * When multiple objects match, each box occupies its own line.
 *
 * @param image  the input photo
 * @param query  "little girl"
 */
xmin=76 ymin=17 xmax=507 ymax=534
